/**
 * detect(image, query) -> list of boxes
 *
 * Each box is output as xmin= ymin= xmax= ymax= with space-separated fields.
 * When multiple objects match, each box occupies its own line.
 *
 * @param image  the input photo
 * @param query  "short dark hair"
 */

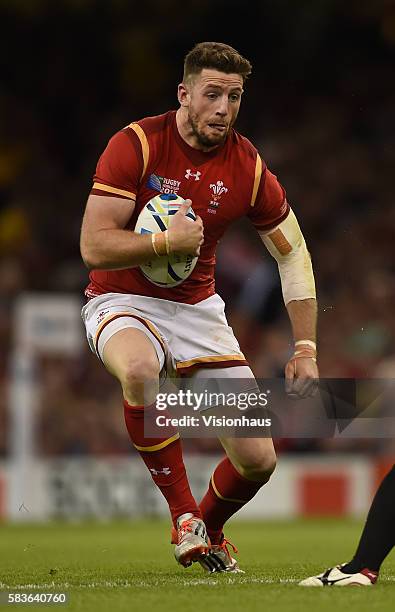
xmin=183 ymin=42 xmax=252 ymax=84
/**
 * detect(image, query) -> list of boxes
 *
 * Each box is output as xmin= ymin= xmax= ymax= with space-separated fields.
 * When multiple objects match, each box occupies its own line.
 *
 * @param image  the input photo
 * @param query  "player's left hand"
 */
xmin=285 ymin=356 xmax=319 ymax=399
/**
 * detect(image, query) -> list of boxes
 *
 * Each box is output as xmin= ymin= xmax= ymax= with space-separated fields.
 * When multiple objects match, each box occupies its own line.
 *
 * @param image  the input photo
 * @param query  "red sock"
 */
xmin=123 ymin=400 xmax=200 ymax=527
xmin=199 ymin=456 xmax=268 ymax=544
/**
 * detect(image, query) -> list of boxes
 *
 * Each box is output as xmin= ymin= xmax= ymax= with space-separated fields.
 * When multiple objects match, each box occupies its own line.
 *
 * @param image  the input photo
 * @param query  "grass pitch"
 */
xmin=0 ymin=519 xmax=394 ymax=611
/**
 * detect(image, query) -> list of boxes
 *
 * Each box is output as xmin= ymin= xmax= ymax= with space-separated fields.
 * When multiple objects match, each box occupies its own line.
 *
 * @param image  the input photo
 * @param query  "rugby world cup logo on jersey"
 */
xmin=208 ymin=180 xmax=228 ymax=212
xmin=147 ymin=173 xmax=181 ymax=195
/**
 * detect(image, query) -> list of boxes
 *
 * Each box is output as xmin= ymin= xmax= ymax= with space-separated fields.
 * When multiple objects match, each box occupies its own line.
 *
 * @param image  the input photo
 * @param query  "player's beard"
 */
xmin=188 ymin=111 xmax=229 ymax=149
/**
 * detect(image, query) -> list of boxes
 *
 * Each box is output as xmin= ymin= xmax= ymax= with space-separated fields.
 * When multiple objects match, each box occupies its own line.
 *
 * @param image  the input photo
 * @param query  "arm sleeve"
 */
xmin=248 ymin=168 xmax=290 ymax=231
xmin=91 ymin=129 xmax=144 ymax=201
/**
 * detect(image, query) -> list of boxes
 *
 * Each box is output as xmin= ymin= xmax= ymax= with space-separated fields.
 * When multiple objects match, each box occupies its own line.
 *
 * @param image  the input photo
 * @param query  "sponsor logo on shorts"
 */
xmin=97 ymin=310 xmax=109 ymax=325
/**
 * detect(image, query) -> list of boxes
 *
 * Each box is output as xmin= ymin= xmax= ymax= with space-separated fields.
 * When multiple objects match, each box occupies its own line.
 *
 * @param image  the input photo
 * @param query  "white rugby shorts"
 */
xmin=81 ymin=292 xmax=248 ymax=376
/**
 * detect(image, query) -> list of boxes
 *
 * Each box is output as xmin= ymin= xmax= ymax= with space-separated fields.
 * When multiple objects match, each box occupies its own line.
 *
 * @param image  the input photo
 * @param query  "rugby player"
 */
xmin=80 ymin=41 xmax=318 ymax=572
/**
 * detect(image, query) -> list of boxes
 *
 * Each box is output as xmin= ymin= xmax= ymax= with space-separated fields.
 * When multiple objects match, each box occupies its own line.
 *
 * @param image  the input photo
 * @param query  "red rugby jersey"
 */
xmin=86 ymin=111 xmax=289 ymax=304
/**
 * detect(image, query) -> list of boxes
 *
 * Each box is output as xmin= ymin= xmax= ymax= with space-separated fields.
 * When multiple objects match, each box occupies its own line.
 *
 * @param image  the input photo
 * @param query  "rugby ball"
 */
xmin=134 ymin=193 xmax=198 ymax=287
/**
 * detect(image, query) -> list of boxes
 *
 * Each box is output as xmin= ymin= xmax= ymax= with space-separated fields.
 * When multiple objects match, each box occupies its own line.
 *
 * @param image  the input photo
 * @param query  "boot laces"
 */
xmin=178 ymin=518 xmax=195 ymax=542
xmin=218 ymin=537 xmax=238 ymax=557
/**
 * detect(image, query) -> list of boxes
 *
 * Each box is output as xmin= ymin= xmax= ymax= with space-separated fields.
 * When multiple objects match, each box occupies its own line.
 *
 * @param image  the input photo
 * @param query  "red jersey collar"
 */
xmin=171 ymin=110 xmax=227 ymax=166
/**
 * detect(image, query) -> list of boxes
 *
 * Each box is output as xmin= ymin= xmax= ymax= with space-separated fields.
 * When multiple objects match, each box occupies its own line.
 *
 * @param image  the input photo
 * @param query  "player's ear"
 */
xmin=178 ymin=82 xmax=190 ymax=107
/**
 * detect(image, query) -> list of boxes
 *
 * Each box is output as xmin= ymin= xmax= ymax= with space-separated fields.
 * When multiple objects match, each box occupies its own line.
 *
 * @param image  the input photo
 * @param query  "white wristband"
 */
xmin=295 ymin=340 xmax=316 ymax=351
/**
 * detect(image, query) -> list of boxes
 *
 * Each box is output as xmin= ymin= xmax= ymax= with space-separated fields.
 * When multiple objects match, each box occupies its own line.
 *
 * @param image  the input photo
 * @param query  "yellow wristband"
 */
xmin=151 ymin=232 xmax=167 ymax=257
xmin=164 ymin=230 xmax=170 ymax=255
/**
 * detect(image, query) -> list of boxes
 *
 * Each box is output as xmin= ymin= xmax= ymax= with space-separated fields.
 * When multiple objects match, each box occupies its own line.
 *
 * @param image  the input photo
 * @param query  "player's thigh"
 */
xmin=102 ymin=327 xmax=159 ymax=379
xmin=191 ymin=365 xmax=259 ymax=395
xmin=102 ymin=328 xmax=160 ymax=403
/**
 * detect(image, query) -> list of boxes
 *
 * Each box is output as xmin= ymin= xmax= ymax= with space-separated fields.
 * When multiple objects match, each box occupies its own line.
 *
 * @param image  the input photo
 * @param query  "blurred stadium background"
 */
xmin=0 ymin=0 xmax=395 ymax=526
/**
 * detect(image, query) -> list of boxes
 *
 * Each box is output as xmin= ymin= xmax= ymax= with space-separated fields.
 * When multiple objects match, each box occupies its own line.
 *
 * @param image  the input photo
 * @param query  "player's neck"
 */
xmin=176 ymin=108 xmax=220 ymax=153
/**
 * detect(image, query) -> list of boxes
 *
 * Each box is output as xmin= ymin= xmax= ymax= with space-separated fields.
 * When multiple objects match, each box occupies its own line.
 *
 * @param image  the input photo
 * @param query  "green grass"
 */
xmin=0 ymin=519 xmax=394 ymax=611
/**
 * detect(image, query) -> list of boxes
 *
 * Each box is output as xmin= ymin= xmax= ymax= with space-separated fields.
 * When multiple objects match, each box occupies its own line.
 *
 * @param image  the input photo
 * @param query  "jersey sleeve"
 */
xmin=247 ymin=168 xmax=290 ymax=231
xmin=91 ymin=129 xmax=144 ymax=201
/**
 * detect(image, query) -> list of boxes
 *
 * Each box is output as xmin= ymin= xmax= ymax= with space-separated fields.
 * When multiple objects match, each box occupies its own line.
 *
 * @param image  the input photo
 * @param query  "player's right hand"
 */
xmin=168 ymin=199 xmax=204 ymax=256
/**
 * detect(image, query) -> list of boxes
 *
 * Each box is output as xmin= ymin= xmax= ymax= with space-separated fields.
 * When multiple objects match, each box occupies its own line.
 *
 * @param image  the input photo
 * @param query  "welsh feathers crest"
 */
xmin=210 ymin=180 xmax=228 ymax=198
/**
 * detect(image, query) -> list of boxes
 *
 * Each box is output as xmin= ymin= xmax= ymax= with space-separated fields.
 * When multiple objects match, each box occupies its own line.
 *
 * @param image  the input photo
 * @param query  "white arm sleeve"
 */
xmin=258 ymin=209 xmax=316 ymax=305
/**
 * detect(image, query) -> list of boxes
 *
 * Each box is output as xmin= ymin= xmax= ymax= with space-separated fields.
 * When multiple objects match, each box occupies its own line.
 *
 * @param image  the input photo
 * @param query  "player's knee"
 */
xmin=236 ymin=450 xmax=276 ymax=482
xmin=121 ymin=356 xmax=160 ymax=400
